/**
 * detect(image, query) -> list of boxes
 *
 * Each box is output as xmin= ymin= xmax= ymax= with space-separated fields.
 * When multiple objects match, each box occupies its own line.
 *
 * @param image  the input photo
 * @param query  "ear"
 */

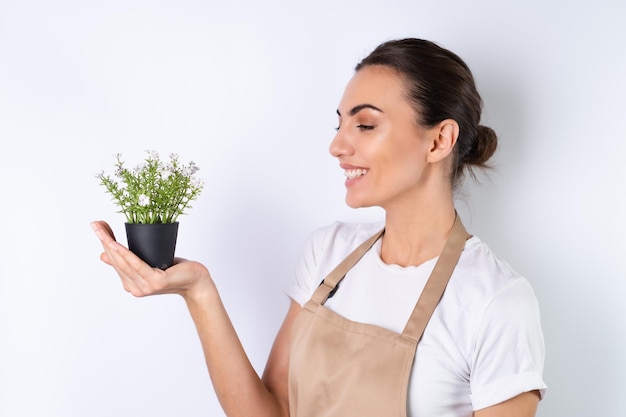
xmin=427 ymin=119 xmax=459 ymax=163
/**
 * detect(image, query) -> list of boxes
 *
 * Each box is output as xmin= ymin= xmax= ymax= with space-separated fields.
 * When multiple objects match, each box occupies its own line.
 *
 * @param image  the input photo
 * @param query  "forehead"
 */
xmin=338 ymin=65 xmax=410 ymax=114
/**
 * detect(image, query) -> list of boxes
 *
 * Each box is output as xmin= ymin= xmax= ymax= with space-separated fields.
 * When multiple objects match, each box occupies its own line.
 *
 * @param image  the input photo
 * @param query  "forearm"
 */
xmin=184 ymin=287 xmax=287 ymax=417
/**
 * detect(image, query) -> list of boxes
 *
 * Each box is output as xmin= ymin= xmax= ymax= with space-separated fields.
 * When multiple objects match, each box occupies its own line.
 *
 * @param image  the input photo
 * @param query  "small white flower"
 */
xmin=169 ymin=153 xmax=179 ymax=160
xmin=95 ymin=170 xmax=104 ymax=179
xmin=138 ymin=194 xmax=150 ymax=207
xmin=146 ymin=150 xmax=159 ymax=160
xmin=134 ymin=162 xmax=146 ymax=173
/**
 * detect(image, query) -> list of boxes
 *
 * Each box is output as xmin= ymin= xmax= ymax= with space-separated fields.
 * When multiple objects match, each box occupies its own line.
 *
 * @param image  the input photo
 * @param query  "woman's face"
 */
xmin=330 ymin=65 xmax=439 ymax=210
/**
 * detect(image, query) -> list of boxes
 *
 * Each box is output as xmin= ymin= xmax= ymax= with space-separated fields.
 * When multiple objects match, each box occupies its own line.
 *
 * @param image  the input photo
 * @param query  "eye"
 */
xmin=335 ymin=117 xmax=342 ymax=131
xmin=357 ymin=124 xmax=375 ymax=131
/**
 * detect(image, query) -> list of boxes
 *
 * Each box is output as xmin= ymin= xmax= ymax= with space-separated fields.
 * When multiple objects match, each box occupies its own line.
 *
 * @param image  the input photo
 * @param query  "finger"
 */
xmin=91 ymin=221 xmax=116 ymax=246
xmin=100 ymin=221 xmax=116 ymax=241
xmin=92 ymin=222 xmax=125 ymax=270
xmin=91 ymin=222 xmax=151 ymax=295
xmin=102 ymin=241 xmax=144 ymax=295
xmin=106 ymin=240 xmax=166 ymax=296
xmin=100 ymin=252 xmax=113 ymax=265
xmin=92 ymin=226 xmax=141 ymax=286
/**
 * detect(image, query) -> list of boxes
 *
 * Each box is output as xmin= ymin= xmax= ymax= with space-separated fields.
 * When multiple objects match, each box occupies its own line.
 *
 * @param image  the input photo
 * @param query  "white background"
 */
xmin=1 ymin=0 xmax=625 ymax=416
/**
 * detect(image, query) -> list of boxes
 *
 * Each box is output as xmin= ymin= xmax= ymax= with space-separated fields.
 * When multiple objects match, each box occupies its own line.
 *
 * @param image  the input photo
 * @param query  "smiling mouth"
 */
xmin=344 ymin=168 xmax=368 ymax=180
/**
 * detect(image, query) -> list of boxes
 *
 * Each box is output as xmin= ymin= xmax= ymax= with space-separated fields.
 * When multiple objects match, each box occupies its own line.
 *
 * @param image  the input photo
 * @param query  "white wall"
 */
xmin=1 ymin=0 xmax=624 ymax=416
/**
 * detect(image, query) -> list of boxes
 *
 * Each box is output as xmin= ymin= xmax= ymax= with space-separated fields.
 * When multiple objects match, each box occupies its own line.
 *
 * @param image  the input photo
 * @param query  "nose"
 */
xmin=329 ymin=128 xmax=353 ymax=158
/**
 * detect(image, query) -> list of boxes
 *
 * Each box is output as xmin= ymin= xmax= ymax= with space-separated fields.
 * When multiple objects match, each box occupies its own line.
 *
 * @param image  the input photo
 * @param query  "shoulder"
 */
xmin=451 ymin=236 xmax=543 ymax=348
xmin=453 ymin=237 xmax=531 ymax=302
xmin=287 ymin=221 xmax=383 ymax=305
xmin=445 ymin=237 xmax=543 ymax=338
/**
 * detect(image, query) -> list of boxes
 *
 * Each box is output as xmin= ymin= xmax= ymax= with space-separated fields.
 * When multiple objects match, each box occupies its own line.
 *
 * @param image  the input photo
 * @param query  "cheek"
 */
xmin=383 ymin=134 xmax=426 ymax=164
xmin=382 ymin=141 xmax=429 ymax=184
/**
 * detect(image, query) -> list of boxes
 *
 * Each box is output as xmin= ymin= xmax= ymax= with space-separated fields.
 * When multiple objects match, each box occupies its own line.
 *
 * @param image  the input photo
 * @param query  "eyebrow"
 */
xmin=336 ymin=103 xmax=384 ymax=117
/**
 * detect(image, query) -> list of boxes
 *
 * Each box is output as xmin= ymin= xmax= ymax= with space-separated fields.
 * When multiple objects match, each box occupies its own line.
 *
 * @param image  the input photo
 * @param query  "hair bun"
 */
xmin=464 ymin=125 xmax=497 ymax=167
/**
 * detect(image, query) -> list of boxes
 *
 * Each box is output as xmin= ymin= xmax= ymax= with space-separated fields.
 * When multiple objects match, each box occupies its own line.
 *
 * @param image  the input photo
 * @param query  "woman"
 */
xmin=92 ymin=38 xmax=546 ymax=417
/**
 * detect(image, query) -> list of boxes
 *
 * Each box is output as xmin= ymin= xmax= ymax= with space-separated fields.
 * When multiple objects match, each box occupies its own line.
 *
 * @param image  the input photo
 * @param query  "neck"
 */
xmin=380 ymin=189 xmax=456 ymax=268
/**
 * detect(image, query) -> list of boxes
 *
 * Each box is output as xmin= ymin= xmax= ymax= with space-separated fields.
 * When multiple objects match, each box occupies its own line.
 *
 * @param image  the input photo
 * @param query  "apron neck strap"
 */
xmin=310 ymin=214 xmax=468 ymax=342
xmin=310 ymin=228 xmax=384 ymax=305
xmin=402 ymin=214 xmax=467 ymax=340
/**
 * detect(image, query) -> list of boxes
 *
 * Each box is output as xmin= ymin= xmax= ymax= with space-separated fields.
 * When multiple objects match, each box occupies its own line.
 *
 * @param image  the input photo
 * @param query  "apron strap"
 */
xmin=402 ymin=214 xmax=468 ymax=340
xmin=310 ymin=213 xmax=468 ymax=341
xmin=310 ymin=228 xmax=385 ymax=305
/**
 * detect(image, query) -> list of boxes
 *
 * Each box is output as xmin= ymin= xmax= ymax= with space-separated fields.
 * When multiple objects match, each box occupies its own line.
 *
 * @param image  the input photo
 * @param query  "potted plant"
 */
xmin=96 ymin=150 xmax=204 ymax=269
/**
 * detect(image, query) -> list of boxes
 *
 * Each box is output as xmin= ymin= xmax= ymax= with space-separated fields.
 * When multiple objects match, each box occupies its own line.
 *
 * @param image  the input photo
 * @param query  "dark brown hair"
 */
xmin=356 ymin=38 xmax=497 ymax=186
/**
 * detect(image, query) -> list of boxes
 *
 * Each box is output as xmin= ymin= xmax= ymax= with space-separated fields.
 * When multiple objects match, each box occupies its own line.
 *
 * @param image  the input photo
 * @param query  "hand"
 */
xmin=91 ymin=220 xmax=215 ymax=301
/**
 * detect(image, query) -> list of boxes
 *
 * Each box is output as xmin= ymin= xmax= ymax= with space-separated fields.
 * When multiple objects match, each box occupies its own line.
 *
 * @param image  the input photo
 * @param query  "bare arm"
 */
xmin=474 ymin=391 xmax=540 ymax=417
xmin=91 ymin=221 xmax=298 ymax=417
xmin=186 ymin=292 xmax=301 ymax=417
xmin=262 ymin=299 xmax=302 ymax=411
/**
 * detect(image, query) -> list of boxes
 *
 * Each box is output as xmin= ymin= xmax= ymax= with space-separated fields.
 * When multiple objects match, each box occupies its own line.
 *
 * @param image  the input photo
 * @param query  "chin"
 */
xmin=345 ymin=195 xmax=375 ymax=209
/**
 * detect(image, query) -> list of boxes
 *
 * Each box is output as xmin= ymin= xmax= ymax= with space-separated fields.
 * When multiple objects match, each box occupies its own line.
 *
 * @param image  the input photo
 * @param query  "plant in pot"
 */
xmin=96 ymin=150 xmax=204 ymax=269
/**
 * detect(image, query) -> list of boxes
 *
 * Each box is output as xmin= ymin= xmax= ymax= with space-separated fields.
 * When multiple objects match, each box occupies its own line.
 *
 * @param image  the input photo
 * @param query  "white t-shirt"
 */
xmin=286 ymin=221 xmax=547 ymax=417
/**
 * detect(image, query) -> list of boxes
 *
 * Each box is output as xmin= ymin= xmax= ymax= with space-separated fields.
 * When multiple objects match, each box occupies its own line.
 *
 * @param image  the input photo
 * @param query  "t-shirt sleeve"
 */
xmin=469 ymin=278 xmax=547 ymax=410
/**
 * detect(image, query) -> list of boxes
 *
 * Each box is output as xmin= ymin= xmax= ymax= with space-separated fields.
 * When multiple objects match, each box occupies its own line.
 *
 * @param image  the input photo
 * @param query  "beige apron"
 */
xmin=289 ymin=216 xmax=468 ymax=417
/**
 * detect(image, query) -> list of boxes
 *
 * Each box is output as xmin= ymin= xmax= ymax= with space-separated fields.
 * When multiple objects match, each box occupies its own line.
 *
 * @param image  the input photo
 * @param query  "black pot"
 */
xmin=125 ymin=222 xmax=179 ymax=269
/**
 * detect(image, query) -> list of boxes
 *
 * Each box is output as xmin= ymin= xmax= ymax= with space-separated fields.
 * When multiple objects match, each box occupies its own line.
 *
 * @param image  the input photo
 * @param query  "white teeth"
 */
xmin=344 ymin=168 xmax=368 ymax=180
